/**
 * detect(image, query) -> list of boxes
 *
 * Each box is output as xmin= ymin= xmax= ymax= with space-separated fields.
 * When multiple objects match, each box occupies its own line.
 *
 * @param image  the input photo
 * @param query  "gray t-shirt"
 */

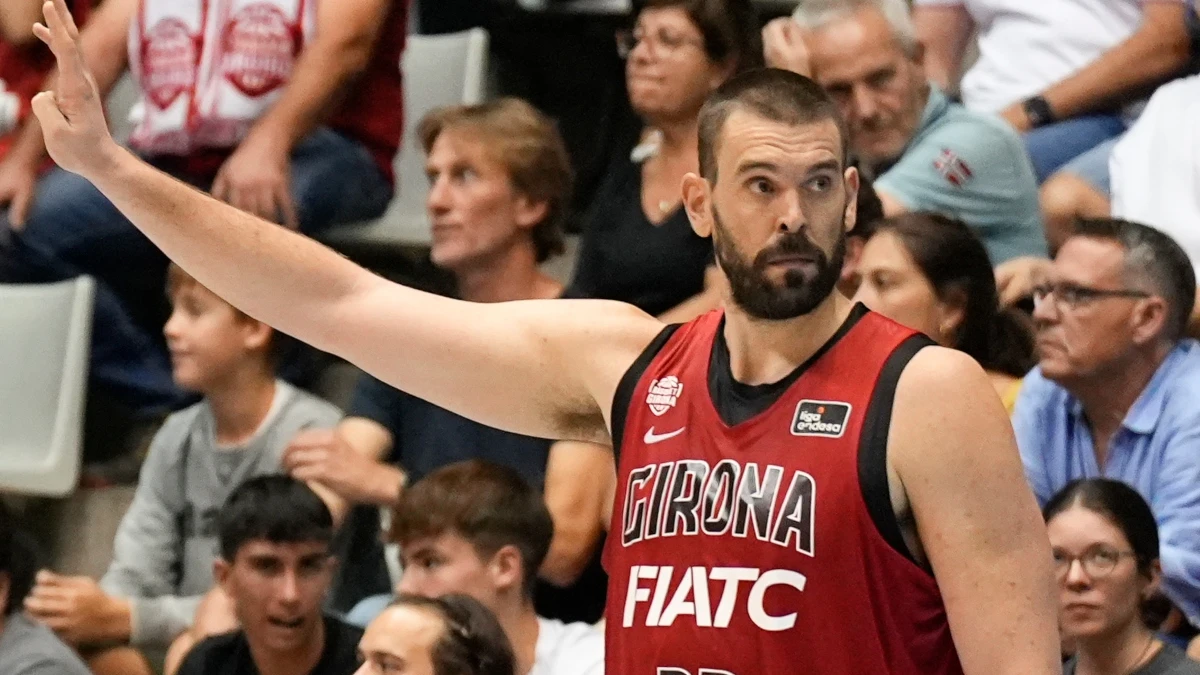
xmin=0 ymin=614 xmax=91 ymax=675
xmin=1065 ymin=642 xmax=1200 ymax=675
xmin=99 ymin=380 xmax=342 ymax=647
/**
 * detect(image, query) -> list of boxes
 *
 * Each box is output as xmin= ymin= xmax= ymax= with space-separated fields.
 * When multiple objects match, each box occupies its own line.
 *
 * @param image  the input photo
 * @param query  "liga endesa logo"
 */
xmin=790 ymin=400 xmax=852 ymax=438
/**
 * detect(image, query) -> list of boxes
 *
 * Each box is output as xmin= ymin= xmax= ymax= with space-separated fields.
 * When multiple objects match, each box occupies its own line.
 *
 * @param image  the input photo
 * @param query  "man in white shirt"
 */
xmin=386 ymin=460 xmax=604 ymax=675
xmin=912 ymin=0 xmax=1190 ymax=246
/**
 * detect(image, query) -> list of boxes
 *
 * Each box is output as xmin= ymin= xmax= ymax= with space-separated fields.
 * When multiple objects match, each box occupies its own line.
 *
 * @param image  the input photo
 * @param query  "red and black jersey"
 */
xmin=603 ymin=304 xmax=963 ymax=675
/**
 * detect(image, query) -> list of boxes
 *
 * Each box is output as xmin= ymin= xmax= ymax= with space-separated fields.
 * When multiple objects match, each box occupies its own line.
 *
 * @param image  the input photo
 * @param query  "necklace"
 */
xmin=1123 ymin=634 xmax=1158 ymax=674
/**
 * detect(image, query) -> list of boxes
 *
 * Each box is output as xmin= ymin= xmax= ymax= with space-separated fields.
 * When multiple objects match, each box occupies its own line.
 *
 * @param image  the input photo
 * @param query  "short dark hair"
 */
xmin=869 ymin=213 xmax=1036 ymax=377
xmin=389 ymin=461 xmax=553 ymax=598
xmin=390 ymin=593 xmax=516 ymax=675
xmin=636 ymin=0 xmax=763 ymax=75
xmin=217 ymin=475 xmax=334 ymax=561
xmin=698 ymin=68 xmax=849 ymax=181
xmin=0 ymin=503 xmax=37 ymax=616
xmin=1044 ymin=479 xmax=1159 ymax=577
xmin=1070 ymin=218 xmax=1197 ymax=342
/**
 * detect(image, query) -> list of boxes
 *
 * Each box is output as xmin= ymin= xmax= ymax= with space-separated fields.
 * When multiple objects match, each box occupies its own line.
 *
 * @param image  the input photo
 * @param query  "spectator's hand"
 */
xmin=999 ymin=103 xmax=1033 ymax=134
xmin=30 ymin=0 xmax=121 ymax=183
xmin=211 ymin=131 xmax=298 ymax=229
xmin=283 ymin=428 xmax=390 ymax=504
xmin=762 ymin=18 xmax=813 ymax=77
xmin=24 ymin=571 xmax=132 ymax=646
xmin=0 ymin=157 xmax=38 ymax=229
xmin=995 ymin=256 xmax=1052 ymax=307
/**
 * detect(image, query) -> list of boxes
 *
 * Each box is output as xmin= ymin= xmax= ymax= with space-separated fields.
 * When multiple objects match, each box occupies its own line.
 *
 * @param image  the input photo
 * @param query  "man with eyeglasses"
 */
xmin=1013 ymin=217 xmax=1200 ymax=644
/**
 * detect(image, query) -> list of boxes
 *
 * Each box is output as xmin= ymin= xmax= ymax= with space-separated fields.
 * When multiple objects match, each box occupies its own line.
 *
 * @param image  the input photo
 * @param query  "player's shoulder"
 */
xmin=893 ymin=345 xmax=997 ymax=412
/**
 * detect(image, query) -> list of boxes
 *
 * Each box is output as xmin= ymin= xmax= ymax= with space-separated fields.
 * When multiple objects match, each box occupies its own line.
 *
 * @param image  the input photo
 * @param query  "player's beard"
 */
xmin=712 ymin=203 xmax=847 ymax=321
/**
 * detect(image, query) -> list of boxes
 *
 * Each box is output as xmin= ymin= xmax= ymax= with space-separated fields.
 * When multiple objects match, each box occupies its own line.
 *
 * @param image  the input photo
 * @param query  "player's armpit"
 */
xmin=336 ymin=287 xmax=665 ymax=444
xmin=888 ymin=347 xmax=1060 ymax=675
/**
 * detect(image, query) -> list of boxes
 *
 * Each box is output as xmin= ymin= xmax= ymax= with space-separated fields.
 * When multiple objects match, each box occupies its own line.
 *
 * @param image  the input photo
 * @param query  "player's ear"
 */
xmin=843 ymin=165 xmax=860 ymax=234
xmin=682 ymin=173 xmax=713 ymax=239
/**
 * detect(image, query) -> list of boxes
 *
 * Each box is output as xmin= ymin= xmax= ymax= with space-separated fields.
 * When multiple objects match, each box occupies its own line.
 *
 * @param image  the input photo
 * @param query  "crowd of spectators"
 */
xmin=3 ymin=0 xmax=1200 ymax=672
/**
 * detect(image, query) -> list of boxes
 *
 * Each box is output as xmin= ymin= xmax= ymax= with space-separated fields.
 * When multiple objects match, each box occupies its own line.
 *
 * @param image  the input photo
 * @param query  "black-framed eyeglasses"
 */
xmin=1053 ymin=546 xmax=1138 ymax=579
xmin=1031 ymin=281 xmax=1150 ymax=311
xmin=615 ymin=27 xmax=705 ymax=59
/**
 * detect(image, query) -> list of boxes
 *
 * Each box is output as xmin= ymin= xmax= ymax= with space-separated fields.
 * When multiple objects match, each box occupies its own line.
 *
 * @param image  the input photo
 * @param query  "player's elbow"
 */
xmin=539 ymin=525 xmax=600 ymax=587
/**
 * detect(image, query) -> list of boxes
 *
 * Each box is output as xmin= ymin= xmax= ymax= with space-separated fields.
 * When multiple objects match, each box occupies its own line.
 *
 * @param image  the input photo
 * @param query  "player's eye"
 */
xmin=748 ymin=177 xmax=774 ymax=195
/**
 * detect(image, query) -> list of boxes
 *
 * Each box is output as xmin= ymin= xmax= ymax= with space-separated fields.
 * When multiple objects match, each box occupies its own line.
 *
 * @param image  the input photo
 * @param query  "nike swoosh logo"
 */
xmin=644 ymin=426 xmax=685 ymax=444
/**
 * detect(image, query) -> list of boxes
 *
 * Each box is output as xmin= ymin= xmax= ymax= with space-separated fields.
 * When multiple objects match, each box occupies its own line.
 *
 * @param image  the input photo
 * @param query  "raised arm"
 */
xmin=911 ymin=2 xmax=974 ymax=93
xmin=891 ymin=347 xmax=1060 ymax=675
xmin=30 ymin=0 xmax=662 ymax=443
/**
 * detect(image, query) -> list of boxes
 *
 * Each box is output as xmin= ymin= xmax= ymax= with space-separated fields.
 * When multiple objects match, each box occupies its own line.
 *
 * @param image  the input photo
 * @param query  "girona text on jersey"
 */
xmin=602 ymin=305 xmax=965 ymax=674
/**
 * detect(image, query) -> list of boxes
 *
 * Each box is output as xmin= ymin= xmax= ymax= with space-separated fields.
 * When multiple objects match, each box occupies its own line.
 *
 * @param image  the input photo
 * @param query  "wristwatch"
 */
xmin=1022 ymin=95 xmax=1056 ymax=129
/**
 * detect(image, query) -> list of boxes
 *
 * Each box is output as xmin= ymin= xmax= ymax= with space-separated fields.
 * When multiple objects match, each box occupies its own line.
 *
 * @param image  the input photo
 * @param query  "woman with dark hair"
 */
xmin=853 ymin=212 xmax=1036 ymax=411
xmin=355 ymin=593 xmax=516 ymax=675
xmin=564 ymin=0 xmax=762 ymax=318
xmin=1046 ymin=479 xmax=1200 ymax=675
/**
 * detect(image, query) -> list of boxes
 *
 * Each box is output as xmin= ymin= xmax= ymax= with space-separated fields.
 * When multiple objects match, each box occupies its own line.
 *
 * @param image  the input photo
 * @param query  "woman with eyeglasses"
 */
xmin=852 ymin=212 xmax=1036 ymax=412
xmin=1046 ymin=478 xmax=1200 ymax=675
xmin=562 ymin=0 xmax=761 ymax=320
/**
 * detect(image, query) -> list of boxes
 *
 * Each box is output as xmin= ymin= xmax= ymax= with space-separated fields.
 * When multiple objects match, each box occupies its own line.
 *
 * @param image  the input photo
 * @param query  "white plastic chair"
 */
xmin=0 ymin=278 xmax=95 ymax=497
xmin=321 ymin=28 xmax=490 ymax=251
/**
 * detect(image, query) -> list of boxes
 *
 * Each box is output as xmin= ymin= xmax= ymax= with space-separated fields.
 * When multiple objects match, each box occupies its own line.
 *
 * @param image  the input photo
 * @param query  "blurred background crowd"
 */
xmin=2 ymin=0 xmax=1200 ymax=672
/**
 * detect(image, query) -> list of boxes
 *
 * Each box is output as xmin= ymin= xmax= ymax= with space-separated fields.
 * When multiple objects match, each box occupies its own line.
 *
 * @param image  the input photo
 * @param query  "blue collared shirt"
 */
xmin=1013 ymin=340 xmax=1200 ymax=624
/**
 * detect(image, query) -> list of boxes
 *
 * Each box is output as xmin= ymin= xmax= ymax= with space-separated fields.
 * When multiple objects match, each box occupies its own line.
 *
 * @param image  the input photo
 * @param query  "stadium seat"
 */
xmin=321 ymin=28 xmax=491 ymax=252
xmin=0 ymin=278 xmax=95 ymax=496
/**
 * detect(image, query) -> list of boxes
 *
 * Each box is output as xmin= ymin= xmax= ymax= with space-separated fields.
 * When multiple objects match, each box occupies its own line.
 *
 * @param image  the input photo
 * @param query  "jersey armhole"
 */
xmin=858 ymin=334 xmax=936 ymax=567
xmin=610 ymin=324 xmax=682 ymax=464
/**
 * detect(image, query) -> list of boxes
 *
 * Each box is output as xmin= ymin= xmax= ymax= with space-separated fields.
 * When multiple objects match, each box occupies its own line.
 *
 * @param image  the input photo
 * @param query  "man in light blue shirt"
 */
xmin=1013 ymin=217 xmax=1200 ymax=629
xmin=766 ymin=0 xmax=1046 ymax=264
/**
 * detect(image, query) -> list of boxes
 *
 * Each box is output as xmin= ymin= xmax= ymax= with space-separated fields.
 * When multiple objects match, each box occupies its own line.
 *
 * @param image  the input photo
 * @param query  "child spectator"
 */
xmin=23 ymin=264 xmax=341 ymax=675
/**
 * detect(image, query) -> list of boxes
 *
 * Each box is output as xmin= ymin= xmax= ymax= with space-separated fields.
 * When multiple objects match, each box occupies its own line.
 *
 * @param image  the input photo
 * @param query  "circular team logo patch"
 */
xmin=141 ymin=18 xmax=198 ymax=110
xmin=646 ymin=376 xmax=683 ymax=416
xmin=221 ymin=4 xmax=300 ymax=98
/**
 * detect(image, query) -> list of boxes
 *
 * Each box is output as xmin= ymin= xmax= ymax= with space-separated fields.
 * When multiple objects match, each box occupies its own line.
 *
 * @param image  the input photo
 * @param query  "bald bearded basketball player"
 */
xmin=25 ymin=1 xmax=1058 ymax=671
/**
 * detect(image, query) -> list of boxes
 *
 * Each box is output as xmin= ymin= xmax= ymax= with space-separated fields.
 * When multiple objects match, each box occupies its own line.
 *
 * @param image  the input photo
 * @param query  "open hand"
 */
xmin=24 ymin=571 xmax=131 ymax=646
xmin=211 ymin=132 xmax=298 ymax=229
xmin=30 ymin=0 xmax=120 ymax=179
xmin=762 ymin=17 xmax=813 ymax=77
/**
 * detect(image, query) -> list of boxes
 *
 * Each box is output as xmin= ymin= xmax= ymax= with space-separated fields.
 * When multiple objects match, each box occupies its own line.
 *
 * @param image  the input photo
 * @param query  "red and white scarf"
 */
xmin=127 ymin=0 xmax=315 ymax=156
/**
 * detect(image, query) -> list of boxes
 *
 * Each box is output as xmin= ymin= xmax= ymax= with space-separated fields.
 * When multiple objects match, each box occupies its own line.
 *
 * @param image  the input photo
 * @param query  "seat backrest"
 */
xmin=391 ymin=28 xmax=490 ymax=228
xmin=0 ymin=278 xmax=95 ymax=496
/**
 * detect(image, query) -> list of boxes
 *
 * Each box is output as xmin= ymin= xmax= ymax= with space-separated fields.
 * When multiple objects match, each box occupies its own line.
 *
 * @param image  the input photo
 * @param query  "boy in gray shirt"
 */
xmin=22 ymin=265 xmax=341 ymax=675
